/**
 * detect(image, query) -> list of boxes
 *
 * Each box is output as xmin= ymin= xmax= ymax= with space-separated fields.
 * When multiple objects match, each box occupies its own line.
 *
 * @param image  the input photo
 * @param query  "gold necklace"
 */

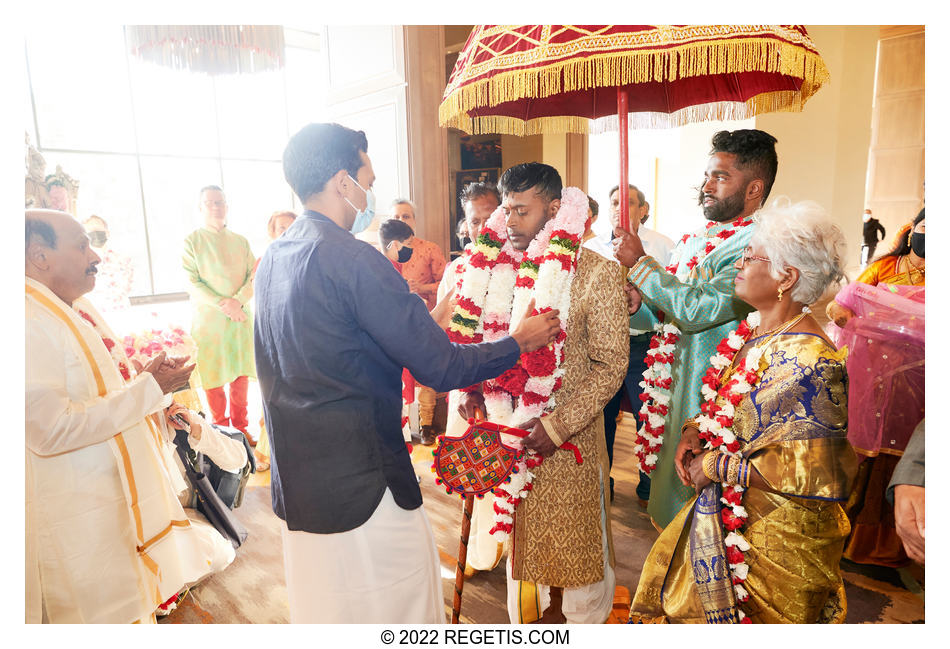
xmin=723 ymin=311 xmax=809 ymax=378
xmin=752 ymin=310 xmax=809 ymax=340
xmin=902 ymin=255 xmax=925 ymax=279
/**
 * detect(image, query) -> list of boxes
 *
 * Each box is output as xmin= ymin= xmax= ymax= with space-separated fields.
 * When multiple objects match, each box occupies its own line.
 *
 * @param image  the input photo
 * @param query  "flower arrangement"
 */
xmin=442 ymin=187 xmax=589 ymax=541
xmin=122 ymin=325 xmax=196 ymax=369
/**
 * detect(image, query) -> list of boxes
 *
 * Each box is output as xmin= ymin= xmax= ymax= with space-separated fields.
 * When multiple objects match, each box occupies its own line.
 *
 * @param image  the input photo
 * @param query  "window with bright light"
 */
xmin=26 ymin=25 xmax=324 ymax=299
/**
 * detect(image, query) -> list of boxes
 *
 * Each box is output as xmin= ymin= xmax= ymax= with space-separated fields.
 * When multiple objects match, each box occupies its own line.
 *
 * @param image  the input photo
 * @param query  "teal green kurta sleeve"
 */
xmin=627 ymin=254 xmax=748 ymax=334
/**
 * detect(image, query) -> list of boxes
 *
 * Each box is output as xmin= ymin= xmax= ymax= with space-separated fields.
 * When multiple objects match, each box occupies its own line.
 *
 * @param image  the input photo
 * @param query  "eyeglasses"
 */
xmin=739 ymin=248 xmax=771 ymax=267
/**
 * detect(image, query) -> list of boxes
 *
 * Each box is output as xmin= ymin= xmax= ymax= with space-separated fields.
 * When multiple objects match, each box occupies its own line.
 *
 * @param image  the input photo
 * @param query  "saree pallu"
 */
xmin=831 ymin=283 xmax=924 ymax=567
xmin=630 ymin=334 xmax=857 ymax=623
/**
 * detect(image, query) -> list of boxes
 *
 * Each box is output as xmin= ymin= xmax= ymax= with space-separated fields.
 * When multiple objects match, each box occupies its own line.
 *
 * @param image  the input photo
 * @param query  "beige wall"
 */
xmin=864 ymin=27 xmax=925 ymax=247
xmin=755 ymin=25 xmax=880 ymax=275
xmin=404 ymin=25 xmax=451 ymax=255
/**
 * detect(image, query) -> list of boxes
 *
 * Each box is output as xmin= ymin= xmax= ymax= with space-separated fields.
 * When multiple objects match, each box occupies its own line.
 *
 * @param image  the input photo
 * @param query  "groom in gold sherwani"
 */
xmin=460 ymin=163 xmax=629 ymax=623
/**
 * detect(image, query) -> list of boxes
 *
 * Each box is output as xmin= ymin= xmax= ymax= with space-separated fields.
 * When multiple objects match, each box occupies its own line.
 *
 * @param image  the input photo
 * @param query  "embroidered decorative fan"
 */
xmin=431 ymin=419 xmax=583 ymax=498
xmin=432 ymin=420 xmax=526 ymax=498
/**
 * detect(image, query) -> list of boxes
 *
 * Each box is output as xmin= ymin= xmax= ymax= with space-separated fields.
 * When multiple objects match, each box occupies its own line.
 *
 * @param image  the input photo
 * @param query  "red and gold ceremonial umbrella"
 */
xmin=439 ymin=24 xmax=829 ymax=231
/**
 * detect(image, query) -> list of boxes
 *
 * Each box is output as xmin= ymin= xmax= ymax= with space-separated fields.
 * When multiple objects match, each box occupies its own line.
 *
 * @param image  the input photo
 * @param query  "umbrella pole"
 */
xmin=617 ymin=88 xmax=630 ymax=233
xmin=452 ymin=494 xmax=475 ymax=623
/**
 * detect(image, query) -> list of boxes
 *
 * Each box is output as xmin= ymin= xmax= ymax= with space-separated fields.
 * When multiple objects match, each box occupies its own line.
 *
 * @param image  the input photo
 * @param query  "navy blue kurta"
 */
xmin=254 ymin=210 xmax=520 ymax=534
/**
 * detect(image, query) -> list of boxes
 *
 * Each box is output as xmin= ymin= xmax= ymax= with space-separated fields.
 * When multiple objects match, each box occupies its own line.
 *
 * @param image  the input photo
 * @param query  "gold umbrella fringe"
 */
xmin=449 ymin=90 xmax=808 ymax=137
xmin=440 ymin=37 xmax=829 ymax=129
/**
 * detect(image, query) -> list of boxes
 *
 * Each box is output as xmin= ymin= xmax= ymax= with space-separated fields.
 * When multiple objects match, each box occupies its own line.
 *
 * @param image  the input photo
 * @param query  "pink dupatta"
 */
xmin=829 ymin=282 xmax=924 ymax=457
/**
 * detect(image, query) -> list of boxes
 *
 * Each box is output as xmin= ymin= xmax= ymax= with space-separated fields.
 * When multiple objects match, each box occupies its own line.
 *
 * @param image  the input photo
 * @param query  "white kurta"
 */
xmin=26 ymin=279 xmax=212 ymax=623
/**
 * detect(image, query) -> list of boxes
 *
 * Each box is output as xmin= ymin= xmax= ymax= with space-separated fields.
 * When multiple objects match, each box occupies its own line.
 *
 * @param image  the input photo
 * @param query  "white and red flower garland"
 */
xmin=443 ymin=187 xmax=590 ymax=541
xmin=634 ymin=322 xmax=681 ymax=473
xmin=694 ymin=311 xmax=763 ymax=623
xmin=664 ymin=216 xmax=756 ymax=275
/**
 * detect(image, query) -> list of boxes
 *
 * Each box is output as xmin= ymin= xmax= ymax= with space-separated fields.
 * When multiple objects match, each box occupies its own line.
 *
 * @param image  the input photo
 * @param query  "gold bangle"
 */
xmin=702 ymin=451 xmax=720 ymax=482
xmin=726 ymin=456 xmax=742 ymax=485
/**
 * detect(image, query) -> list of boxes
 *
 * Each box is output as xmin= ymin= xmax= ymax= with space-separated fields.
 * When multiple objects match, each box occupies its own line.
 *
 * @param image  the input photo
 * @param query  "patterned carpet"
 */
xmin=161 ymin=415 xmax=924 ymax=624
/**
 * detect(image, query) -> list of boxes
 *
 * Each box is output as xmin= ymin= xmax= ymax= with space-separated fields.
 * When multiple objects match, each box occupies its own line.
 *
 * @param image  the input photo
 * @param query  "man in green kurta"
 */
xmin=183 ymin=185 xmax=257 ymax=441
xmin=613 ymin=129 xmax=779 ymax=529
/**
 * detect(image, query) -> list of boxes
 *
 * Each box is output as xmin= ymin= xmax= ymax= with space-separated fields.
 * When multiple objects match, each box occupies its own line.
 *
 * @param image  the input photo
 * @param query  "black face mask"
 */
xmin=911 ymin=232 xmax=924 ymax=258
xmin=88 ymin=231 xmax=108 ymax=247
xmin=397 ymin=245 xmax=414 ymax=264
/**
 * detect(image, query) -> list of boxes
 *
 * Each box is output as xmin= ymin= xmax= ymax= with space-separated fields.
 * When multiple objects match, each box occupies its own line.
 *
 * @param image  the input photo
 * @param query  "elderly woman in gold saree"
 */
xmin=630 ymin=200 xmax=857 ymax=624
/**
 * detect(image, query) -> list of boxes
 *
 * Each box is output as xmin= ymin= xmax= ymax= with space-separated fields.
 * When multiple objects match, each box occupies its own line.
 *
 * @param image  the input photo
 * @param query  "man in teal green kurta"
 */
xmin=613 ymin=129 xmax=778 ymax=529
xmin=183 ymin=185 xmax=257 ymax=438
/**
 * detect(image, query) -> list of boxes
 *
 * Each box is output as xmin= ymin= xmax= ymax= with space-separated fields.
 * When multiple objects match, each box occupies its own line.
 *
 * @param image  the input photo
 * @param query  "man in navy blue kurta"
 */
xmin=254 ymin=123 xmax=561 ymax=623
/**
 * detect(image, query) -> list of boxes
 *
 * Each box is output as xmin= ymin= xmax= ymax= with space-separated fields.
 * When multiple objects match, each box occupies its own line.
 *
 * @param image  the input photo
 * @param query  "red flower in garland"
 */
xmin=726 ymin=545 xmax=745 ymax=565
xmin=102 ymin=338 xmax=115 ymax=351
xmin=456 ymin=295 xmax=482 ymax=317
xmin=520 ymin=390 xmax=547 ymax=406
xmin=686 ymin=257 xmax=699 ymax=270
xmin=721 ymin=508 xmax=745 ymax=531
xmin=522 ymin=346 xmax=557 ymax=377
xmin=495 ymin=364 xmax=529 ymax=395
xmin=722 ymin=485 xmax=743 ymax=505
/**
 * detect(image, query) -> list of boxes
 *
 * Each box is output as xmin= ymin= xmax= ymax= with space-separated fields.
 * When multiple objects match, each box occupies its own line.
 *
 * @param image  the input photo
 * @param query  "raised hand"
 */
xmin=510 ymin=298 xmax=560 ymax=354
xmin=612 ymin=226 xmax=646 ymax=266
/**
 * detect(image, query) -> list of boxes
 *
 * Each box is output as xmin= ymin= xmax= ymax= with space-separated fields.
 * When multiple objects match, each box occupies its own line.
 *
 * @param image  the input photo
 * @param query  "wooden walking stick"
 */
xmin=452 ymin=493 xmax=475 ymax=624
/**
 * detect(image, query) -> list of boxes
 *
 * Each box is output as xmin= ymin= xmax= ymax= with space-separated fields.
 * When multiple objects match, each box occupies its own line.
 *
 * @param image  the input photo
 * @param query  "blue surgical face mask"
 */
xmin=345 ymin=174 xmax=376 ymax=234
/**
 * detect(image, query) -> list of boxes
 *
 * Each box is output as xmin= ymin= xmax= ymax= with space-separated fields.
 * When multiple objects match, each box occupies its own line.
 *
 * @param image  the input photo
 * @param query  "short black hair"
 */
xmin=283 ymin=123 xmax=369 ymax=203
xmin=587 ymin=195 xmax=599 ymax=217
xmin=710 ymin=129 xmax=779 ymax=201
xmin=498 ymin=162 xmax=562 ymax=203
xmin=608 ymin=184 xmax=645 ymax=206
xmin=26 ymin=215 xmax=57 ymax=252
xmin=378 ymin=218 xmax=414 ymax=249
xmin=460 ymin=181 xmax=501 ymax=211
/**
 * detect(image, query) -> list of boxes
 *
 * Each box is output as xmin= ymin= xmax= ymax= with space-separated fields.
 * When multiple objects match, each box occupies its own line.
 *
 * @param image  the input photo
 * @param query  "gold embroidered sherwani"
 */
xmin=630 ymin=334 xmax=858 ymax=624
xmin=512 ymin=249 xmax=629 ymax=587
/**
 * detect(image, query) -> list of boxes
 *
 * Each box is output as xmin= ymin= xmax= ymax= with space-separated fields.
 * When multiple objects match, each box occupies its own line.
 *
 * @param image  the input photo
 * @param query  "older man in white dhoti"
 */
xmin=25 ymin=209 xmax=213 ymax=624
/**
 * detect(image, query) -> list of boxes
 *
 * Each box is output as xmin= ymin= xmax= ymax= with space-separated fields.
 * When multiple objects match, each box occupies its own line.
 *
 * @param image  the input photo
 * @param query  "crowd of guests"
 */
xmin=25 ymin=121 xmax=924 ymax=625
